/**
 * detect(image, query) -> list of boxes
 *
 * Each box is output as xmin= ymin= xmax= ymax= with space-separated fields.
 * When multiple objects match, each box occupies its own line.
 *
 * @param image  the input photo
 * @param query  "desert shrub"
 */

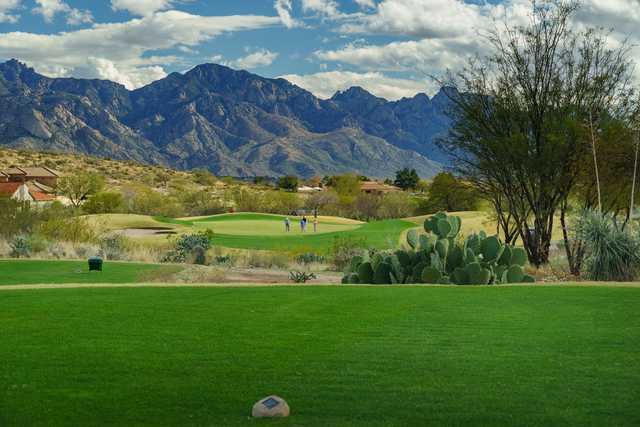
xmin=27 ymin=234 xmax=49 ymax=254
xmin=231 ymin=188 xmax=264 ymax=212
xmin=353 ymin=193 xmax=382 ymax=221
xmin=262 ymin=190 xmax=302 ymax=214
xmin=244 ymin=251 xmax=290 ymax=269
xmin=295 ymin=252 xmax=326 ymax=264
xmin=574 ymin=210 xmax=640 ymax=281
xmin=213 ymin=254 xmax=233 ymax=265
xmin=10 ymin=235 xmax=31 ymax=258
xmin=330 ymin=235 xmax=368 ymax=271
xmin=163 ymin=231 xmax=213 ymax=264
xmin=377 ymin=192 xmax=417 ymax=219
xmin=0 ymin=198 xmax=40 ymax=237
xmin=99 ymin=235 xmax=128 ymax=260
xmin=38 ymin=216 xmax=98 ymax=243
xmin=83 ymin=191 xmax=125 ymax=214
xmin=289 ymin=271 xmax=316 ymax=283
xmin=179 ymin=190 xmax=227 ymax=216
xmin=192 ymin=168 xmax=217 ymax=186
xmin=126 ymin=186 xmax=185 ymax=217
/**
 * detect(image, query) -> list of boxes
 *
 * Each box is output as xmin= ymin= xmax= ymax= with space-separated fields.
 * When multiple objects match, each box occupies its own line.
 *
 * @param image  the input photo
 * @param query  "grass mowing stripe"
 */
xmin=0 ymin=286 xmax=638 ymax=426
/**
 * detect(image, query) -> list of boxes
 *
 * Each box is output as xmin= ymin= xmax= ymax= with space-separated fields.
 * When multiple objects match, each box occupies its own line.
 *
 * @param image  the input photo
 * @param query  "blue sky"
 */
xmin=0 ymin=0 xmax=638 ymax=100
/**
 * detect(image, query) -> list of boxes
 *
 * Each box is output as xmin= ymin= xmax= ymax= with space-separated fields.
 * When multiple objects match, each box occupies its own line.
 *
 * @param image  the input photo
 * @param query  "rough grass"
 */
xmin=0 ymin=260 xmax=182 ymax=285
xmin=1 ymin=285 xmax=639 ymax=426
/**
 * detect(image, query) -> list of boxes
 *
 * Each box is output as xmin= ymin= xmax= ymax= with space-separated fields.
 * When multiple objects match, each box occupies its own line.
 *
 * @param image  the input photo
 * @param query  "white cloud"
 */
xmin=316 ymin=0 xmax=640 ymax=83
xmin=315 ymin=38 xmax=474 ymax=73
xmin=0 ymin=0 xmax=20 ymax=23
xmin=33 ymin=0 xmax=93 ymax=25
xmin=225 ymin=49 xmax=279 ymax=70
xmin=111 ymin=0 xmax=173 ymax=17
xmin=0 ymin=11 xmax=280 ymax=89
xmin=339 ymin=0 xmax=488 ymax=38
xmin=353 ymin=0 xmax=375 ymax=9
xmin=274 ymin=0 xmax=298 ymax=28
xmin=301 ymin=0 xmax=341 ymax=18
xmin=280 ymin=70 xmax=434 ymax=100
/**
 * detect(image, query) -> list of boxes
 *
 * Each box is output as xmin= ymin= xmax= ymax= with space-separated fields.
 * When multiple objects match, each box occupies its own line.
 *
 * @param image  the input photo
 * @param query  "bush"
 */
xmin=83 ymin=191 xmax=125 ymax=214
xmin=99 ymin=235 xmax=128 ymax=260
xmin=277 ymin=175 xmax=299 ymax=192
xmin=295 ymin=252 xmax=327 ymax=264
xmin=574 ymin=210 xmax=640 ymax=281
xmin=10 ymin=235 xmax=31 ymax=258
xmin=289 ymin=271 xmax=316 ymax=283
xmin=38 ymin=216 xmax=98 ymax=243
xmin=163 ymin=231 xmax=213 ymax=264
xmin=330 ymin=235 xmax=368 ymax=271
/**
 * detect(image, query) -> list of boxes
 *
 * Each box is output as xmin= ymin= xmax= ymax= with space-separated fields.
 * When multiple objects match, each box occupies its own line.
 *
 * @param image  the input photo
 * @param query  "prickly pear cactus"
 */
xmin=341 ymin=211 xmax=535 ymax=285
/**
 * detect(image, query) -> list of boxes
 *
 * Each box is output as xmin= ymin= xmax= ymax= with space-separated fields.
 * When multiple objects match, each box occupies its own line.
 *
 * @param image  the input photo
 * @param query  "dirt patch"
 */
xmin=222 ymin=268 xmax=341 ymax=284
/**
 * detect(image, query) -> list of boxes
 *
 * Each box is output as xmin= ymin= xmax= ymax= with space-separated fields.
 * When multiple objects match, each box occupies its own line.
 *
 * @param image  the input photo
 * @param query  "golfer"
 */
xmin=284 ymin=217 xmax=290 ymax=232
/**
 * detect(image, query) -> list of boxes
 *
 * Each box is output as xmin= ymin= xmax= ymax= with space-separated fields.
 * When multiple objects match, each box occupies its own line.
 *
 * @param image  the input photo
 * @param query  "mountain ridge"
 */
xmin=0 ymin=59 xmax=452 ymax=178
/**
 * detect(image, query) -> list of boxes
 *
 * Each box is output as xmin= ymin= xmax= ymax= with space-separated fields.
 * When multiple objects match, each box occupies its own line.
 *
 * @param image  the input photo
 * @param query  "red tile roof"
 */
xmin=0 ymin=182 xmax=22 ymax=195
xmin=31 ymin=191 xmax=55 ymax=201
xmin=0 ymin=182 xmax=55 ymax=201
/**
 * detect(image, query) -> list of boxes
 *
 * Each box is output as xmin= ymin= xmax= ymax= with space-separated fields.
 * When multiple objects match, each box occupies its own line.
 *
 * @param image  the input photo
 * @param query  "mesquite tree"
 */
xmin=438 ymin=0 xmax=635 ymax=266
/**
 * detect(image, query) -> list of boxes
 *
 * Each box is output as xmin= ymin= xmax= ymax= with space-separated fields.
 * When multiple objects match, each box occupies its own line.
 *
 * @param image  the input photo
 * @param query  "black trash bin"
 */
xmin=88 ymin=256 xmax=103 ymax=272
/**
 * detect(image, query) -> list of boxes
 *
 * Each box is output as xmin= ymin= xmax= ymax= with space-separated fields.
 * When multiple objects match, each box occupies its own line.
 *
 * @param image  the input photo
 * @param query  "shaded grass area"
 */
xmin=1 ymin=286 xmax=639 ymax=426
xmin=0 ymin=260 xmax=181 ymax=286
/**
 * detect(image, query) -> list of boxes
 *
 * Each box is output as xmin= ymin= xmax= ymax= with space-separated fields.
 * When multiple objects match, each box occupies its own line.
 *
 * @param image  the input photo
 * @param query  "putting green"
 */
xmin=190 ymin=213 xmax=359 ymax=236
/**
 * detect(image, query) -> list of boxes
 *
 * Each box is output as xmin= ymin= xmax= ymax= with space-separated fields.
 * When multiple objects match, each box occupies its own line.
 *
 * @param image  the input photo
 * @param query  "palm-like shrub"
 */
xmin=575 ymin=210 xmax=640 ymax=281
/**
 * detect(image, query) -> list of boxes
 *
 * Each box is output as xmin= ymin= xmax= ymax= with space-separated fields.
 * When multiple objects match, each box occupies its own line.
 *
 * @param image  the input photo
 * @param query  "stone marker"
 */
xmin=251 ymin=395 xmax=290 ymax=418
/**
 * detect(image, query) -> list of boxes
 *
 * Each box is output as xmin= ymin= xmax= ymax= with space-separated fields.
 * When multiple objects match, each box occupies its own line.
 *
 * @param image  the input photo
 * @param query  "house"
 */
xmin=297 ymin=185 xmax=323 ymax=193
xmin=360 ymin=181 xmax=401 ymax=195
xmin=0 ymin=166 xmax=60 ymax=188
xmin=0 ymin=182 xmax=56 ymax=204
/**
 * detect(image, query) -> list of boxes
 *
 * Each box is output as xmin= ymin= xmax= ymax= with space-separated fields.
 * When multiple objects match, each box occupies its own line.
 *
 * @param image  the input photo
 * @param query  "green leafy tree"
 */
xmin=394 ymin=168 xmax=420 ymax=190
xmin=438 ymin=1 xmax=635 ymax=266
xmin=58 ymin=172 xmax=105 ymax=208
xmin=425 ymin=173 xmax=480 ymax=213
xmin=277 ymin=175 xmax=299 ymax=192
xmin=83 ymin=191 xmax=125 ymax=214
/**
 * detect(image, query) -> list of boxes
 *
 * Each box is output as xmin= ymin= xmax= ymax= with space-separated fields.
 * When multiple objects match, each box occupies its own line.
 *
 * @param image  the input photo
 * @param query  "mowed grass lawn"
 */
xmin=0 ymin=260 xmax=180 ymax=285
xmin=1 ymin=286 xmax=639 ymax=426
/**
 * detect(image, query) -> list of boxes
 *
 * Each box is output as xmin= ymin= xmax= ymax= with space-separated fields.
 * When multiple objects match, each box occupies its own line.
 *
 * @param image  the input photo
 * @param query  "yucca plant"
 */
xmin=574 ymin=210 xmax=640 ymax=281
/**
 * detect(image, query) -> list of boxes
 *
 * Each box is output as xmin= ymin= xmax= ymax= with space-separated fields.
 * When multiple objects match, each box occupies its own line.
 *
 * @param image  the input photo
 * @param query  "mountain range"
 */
xmin=0 ymin=59 xmax=453 ymax=178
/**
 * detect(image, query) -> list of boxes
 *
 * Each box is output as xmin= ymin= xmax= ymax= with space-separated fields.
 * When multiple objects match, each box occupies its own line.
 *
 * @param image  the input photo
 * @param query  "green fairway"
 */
xmin=0 ymin=260 xmax=180 ymax=285
xmin=158 ymin=213 xmax=414 ymax=252
xmin=91 ymin=213 xmax=408 ymax=253
xmin=1 ymin=286 xmax=639 ymax=426
xmin=207 ymin=219 xmax=414 ymax=252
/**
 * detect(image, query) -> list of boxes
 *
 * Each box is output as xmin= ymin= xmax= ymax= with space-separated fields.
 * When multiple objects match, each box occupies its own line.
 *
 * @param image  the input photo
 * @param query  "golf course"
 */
xmin=1 ymin=285 xmax=639 ymax=426
xmin=90 ymin=212 xmax=416 ymax=252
